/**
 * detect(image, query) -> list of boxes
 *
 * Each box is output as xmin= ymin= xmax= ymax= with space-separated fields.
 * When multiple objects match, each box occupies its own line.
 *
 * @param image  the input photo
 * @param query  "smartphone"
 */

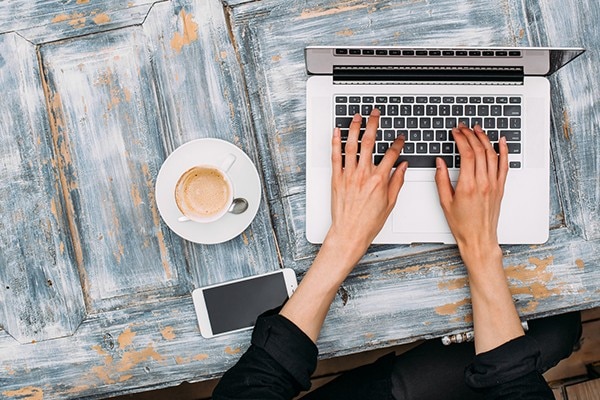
xmin=192 ymin=268 xmax=297 ymax=338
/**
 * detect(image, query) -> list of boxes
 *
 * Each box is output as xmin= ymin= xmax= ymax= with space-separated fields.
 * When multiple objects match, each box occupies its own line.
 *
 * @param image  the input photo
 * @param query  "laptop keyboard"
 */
xmin=334 ymin=95 xmax=522 ymax=169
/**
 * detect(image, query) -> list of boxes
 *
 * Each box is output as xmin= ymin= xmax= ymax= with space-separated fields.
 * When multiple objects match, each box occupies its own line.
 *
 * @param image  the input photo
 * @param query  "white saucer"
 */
xmin=155 ymin=139 xmax=261 ymax=244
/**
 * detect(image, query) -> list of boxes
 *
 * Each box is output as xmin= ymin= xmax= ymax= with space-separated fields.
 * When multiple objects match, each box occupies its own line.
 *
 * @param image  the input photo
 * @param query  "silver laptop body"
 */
xmin=305 ymin=46 xmax=584 ymax=244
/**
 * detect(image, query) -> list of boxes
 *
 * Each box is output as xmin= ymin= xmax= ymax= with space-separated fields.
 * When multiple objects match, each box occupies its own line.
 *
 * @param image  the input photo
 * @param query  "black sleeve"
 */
xmin=465 ymin=335 xmax=554 ymax=399
xmin=212 ymin=313 xmax=318 ymax=400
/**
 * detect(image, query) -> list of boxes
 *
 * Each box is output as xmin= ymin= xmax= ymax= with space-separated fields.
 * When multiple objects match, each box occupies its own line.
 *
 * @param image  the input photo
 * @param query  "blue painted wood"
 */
xmin=0 ymin=0 xmax=599 ymax=398
xmin=0 ymin=32 xmax=85 ymax=343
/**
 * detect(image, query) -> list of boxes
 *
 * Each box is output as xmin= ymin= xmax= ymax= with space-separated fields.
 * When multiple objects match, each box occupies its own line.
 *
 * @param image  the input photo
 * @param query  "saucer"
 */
xmin=155 ymin=139 xmax=261 ymax=244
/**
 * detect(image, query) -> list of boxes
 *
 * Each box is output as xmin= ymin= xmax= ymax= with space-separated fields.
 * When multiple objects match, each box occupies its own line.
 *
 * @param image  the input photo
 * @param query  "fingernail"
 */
xmin=401 ymin=161 xmax=408 ymax=171
xmin=459 ymin=122 xmax=466 ymax=127
xmin=501 ymin=136 xmax=507 ymax=143
xmin=352 ymin=113 xmax=361 ymax=122
xmin=333 ymin=127 xmax=340 ymax=138
xmin=371 ymin=108 xmax=381 ymax=116
xmin=436 ymin=157 xmax=442 ymax=168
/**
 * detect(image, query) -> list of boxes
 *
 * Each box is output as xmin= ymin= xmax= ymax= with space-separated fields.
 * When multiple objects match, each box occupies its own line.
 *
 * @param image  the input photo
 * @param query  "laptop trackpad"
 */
xmin=392 ymin=181 xmax=451 ymax=234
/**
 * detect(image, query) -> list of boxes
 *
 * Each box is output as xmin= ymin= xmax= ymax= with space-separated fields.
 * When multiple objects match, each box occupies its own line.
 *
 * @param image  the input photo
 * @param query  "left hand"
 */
xmin=325 ymin=108 xmax=408 ymax=268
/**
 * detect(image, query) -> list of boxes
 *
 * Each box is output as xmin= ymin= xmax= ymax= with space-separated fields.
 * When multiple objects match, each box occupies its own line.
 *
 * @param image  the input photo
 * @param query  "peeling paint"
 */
xmin=160 ymin=326 xmax=176 ymax=340
xmin=118 ymin=327 xmax=136 ymax=349
xmin=435 ymin=298 xmax=470 ymax=315
xmin=2 ymin=387 xmax=44 ymax=400
xmin=224 ymin=346 xmax=241 ymax=355
xmin=171 ymin=10 xmax=199 ymax=53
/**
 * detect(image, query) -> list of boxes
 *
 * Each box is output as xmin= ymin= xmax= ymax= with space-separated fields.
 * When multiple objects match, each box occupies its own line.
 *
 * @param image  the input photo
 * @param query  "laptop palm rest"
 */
xmin=392 ymin=181 xmax=452 ymax=234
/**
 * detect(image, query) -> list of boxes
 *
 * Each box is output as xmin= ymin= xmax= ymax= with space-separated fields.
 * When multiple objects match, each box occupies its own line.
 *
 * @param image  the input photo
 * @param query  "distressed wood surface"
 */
xmin=0 ymin=0 xmax=599 ymax=399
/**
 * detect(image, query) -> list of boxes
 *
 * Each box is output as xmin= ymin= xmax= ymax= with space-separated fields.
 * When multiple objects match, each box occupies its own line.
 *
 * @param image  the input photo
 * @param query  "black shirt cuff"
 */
xmin=465 ymin=335 xmax=543 ymax=389
xmin=251 ymin=313 xmax=318 ymax=390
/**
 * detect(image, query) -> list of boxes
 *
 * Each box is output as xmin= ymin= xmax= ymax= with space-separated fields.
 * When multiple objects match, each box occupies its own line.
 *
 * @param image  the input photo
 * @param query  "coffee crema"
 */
xmin=175 ymin=166 xmax=232 ymax=220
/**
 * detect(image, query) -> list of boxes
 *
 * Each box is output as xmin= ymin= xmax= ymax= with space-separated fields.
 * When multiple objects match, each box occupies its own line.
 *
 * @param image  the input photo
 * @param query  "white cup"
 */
xmin=175 ymin=154 xmax=236 ymax=223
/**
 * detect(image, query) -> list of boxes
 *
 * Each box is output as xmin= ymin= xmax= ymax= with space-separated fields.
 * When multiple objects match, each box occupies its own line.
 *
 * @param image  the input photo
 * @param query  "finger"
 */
xmin=331 ymin=127 xmax=343 ymax=185
xmin=388 ymin=161 xmax=408 ymax=208
xmin=497 ymin=136 xmax=509 ymax=191
xmin=358 ymin=108 xmax=380 ymax=168
xmin=460 ymin=124 xmax=488 ymax=182
xmin=452 ymin=127 xmax=475 ymax=178
xmin=344 ymin=113 xmax=362 ymax=172
xmin=474 ymin=125 xmax=498 ymax=182
xmin=377 ymin=133 xmax=405 ymax=173
xmin=435 ymin=156 xmax=454 ymax=210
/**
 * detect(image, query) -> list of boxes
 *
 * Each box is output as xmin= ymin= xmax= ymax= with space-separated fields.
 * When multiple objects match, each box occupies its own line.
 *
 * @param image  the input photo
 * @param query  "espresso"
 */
xmin=175 ymin=166 xmax=232 ymax=220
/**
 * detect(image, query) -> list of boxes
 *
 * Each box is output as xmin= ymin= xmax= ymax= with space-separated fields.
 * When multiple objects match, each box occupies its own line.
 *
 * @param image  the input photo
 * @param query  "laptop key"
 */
xmin=452 ymin=105 xmax=463 ymax=115
xmin=423 ymin=130 xmax=434 ymax=141
xmin=504 ymin=105 xmax=521 ymax=116
xmin=349 ymin=104 xmax=360 ymax=115
xmin=384 ymin=130 xmax=396 ymax=141
xmin=494 ymin=142 xmax=521 ymax=153
xmin=396 ymin=155 xmax=453 ymax=168
xmin=362 ymin=105 xmax=373 ymax=115
xmin=403 ymin=96 xmax=415 ymax=103
xmin=484 ymin=118 xmax=495 ymax=129
xmin=420 ymin=118 xmax=431 ymax=128
xmin=388 ymin=105 xmax=399 ymax=115
xmin=458 ymin=117 xmax=470 ymax=126
xmin=362 ymin=96 xmax=374 ymax=103
xmin=335 ymin=105 xmax=347 ymax=115
xmin=426 ymin=105 xmax=438 ymax=115
xmin=335 ymin=96 xmax=348 ymax=103
xmin=381 ymin=117 xmax=392 ymax=128
xmin=491 ymin=105 xmax=502 ymax=116
xmin=487 ymin=130 xmax=498 ymax=141
xmin=394 ymin=118 xmax=405 ymax=128
xmin=414 ymin=105 xmax=425 ymax=115
xmin=410 ymin=130 xmax=421 ymax=141
xmin=416 ymin=143 xmax=428 ymax=153
xmin=500 ymin=130 xmax=521 ymax=141
xmin=407 ymin=118 xmax=418 ymax=128
xmin=436 ymin=130 xmax=448 ymax=141
xmin=439 ymin=104 xmax=450 ymax=116
xmin=401 ymin=105 xmax=412 ymax=115
xmin=429 ymin=143 xmax=441 ymax=153
xmin=497 ymin=118 xmax=508 ymax=129
xmin=416 ymin=96 xmax=428 ymax=103
xmin=349 ymin=96 xmax=361 ymax=103
xmin=403 ymin=142 xmax=415 ymax=153
xmin=471 ymin=117 xmax=483 ymax=127
xmin=433 ymin=118 xmax=444 ymax=128
xmin=510 ymin=118 xmax=521 ymax=129
xmin=374 ymin=104 xmax=386 ymax=115
xmin=445 ymin=118 xmax=457 ymax=129
xmin=376 ymin=96 xmax=388 ymax=103
xmin=465 ymin=105 xmax=476 ymax=116
xmin=442 ymin=142 xmax=454 ymax=153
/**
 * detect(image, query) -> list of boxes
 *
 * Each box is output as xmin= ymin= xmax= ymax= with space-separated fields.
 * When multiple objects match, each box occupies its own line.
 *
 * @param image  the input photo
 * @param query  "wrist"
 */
xmin=457 ymin=242 xmax=503 ymax=273
xmin=319 ymin=230 xmax=367 ymax=274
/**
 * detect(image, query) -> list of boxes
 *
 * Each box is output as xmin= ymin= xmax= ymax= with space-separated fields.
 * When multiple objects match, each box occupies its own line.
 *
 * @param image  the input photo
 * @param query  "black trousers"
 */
xmin=301 ymin=312 xmax=582 ymax=400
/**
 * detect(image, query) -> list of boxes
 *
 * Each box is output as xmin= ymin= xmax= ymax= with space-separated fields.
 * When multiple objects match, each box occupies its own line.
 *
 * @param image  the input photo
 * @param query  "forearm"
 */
xmin=460 ymin=245 xmax=524 ymax=354
xmin=279 ymin=236 xmax=359 ymax=343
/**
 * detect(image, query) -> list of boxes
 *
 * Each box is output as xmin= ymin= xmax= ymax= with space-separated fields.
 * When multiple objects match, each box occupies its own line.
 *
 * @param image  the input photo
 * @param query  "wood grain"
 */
xmin=0 ymin=0 xmax=599 ymax=398
xmin=0 ymin=32 xmax=85 ymax=343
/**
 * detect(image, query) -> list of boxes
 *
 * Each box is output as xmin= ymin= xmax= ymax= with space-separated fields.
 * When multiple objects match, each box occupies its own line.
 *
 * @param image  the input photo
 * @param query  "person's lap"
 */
xmin=301 ymin=311 xmax=581 ymax=400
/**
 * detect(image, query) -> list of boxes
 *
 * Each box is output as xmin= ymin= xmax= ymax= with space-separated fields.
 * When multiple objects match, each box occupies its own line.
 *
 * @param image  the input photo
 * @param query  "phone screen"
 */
xmin=203 ymin=272 xmax=289 ymax=335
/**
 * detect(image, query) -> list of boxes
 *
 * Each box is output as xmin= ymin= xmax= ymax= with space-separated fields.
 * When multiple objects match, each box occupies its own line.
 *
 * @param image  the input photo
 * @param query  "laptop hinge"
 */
xmin=333 ymin=65 xmax=524 ymax=85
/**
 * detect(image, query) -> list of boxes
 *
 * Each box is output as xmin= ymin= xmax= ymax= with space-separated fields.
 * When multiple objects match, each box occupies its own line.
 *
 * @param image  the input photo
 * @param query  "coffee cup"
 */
xmin=175 ymin=154 xmax=236 ymax=223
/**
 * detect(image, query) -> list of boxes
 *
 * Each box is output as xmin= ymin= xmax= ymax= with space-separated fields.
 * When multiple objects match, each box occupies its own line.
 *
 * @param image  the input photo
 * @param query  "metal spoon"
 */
xmin=228 ymin=198 xmax=249 ymax=215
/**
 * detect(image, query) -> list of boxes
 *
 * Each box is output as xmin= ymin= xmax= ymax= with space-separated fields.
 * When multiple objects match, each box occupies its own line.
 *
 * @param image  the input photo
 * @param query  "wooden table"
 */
xmin=1 ymin=0 xmax=599 ymax=398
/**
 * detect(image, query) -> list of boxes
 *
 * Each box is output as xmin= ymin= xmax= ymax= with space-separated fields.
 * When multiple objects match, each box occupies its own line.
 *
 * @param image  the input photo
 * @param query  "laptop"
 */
xmin=305 ymin=46 xmax=584 ymax=244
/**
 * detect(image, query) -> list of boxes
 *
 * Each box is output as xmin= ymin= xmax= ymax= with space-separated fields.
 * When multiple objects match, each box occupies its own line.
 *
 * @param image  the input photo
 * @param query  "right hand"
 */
xmin=434 ymin=124 xmax=508 ymax=266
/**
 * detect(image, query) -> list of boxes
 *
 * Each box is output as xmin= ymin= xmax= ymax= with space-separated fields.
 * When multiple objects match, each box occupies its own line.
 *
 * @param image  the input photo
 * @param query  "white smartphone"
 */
xmin=192 ymin=268 xmax=298 ymax=338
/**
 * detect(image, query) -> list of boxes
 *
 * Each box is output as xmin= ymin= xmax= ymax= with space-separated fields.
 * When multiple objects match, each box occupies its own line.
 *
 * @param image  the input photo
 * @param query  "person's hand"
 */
xmin=325 ymin=109 xmax=408 ymax=269
xmin=435 ymin=124 xmax=508 ymax=267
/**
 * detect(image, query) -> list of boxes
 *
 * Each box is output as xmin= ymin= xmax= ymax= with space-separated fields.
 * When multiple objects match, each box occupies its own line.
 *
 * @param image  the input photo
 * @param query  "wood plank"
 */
xmin=141 ymin=0 xmax=281 ymax=288
xmin=0 ymin=32 xmax=85 ymax=343
xmin=39 ymin=27 xmax=190 ymax=312
xmin=0 ymin=0 xmax=155 ymax=43
xmin=565 ymin=378 xmax=600 ymax=400
xmin=521 ymin=0 xmax=600 ymax=241
xmin=0 ymin=296 xmax=255 ymax=399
